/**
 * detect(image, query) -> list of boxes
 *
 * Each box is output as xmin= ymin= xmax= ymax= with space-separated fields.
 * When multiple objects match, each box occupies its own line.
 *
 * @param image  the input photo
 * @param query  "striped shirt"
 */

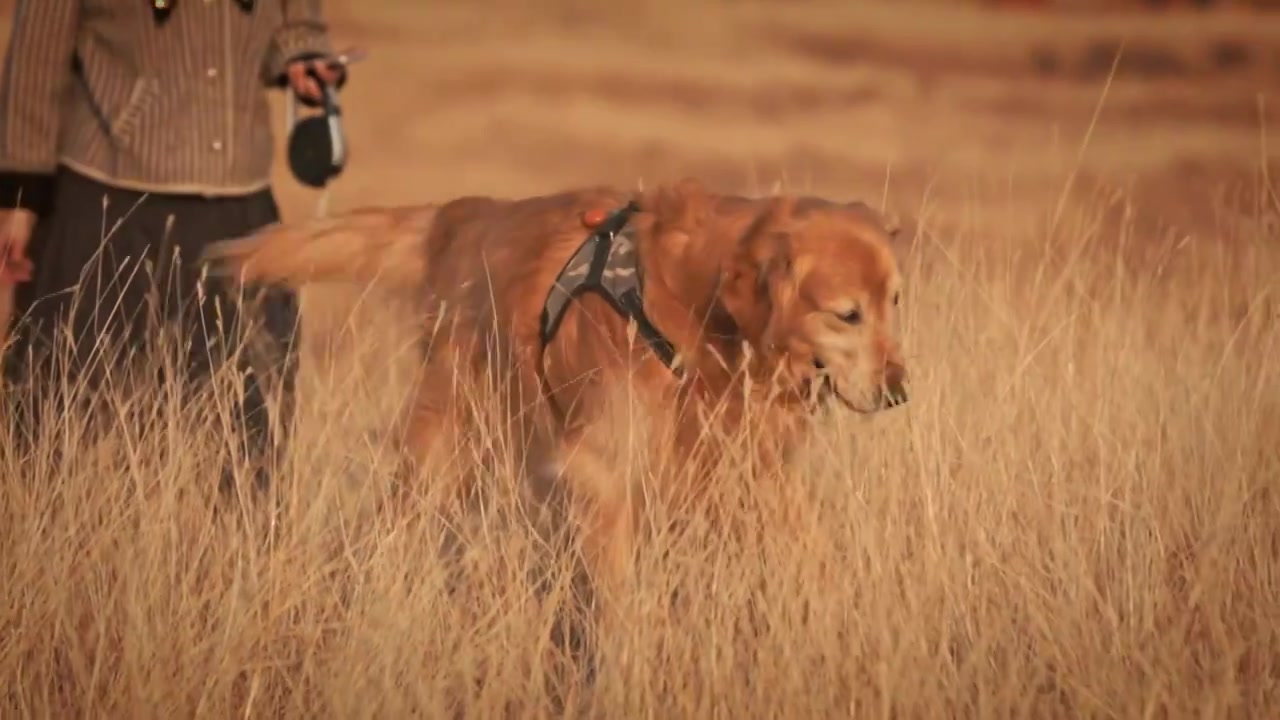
xmin=0 ymin=0 xmax=337 ymax=215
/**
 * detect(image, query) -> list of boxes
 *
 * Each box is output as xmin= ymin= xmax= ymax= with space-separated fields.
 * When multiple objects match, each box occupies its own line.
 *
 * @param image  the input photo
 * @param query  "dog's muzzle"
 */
xmin=813 ymin=358 xmax=909 ymax=412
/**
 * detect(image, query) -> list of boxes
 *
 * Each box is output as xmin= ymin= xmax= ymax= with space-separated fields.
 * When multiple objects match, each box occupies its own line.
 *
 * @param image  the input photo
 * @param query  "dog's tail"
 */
xmin=200 ymin=205 xmax=437 ymax=289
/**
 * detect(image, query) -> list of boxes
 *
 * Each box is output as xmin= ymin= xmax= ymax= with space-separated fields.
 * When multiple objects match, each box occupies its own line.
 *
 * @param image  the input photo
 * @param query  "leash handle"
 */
xmin=327 ymin=46 xmax=369 ymax=72
xmin=285 ymin=46 xmax=365 ymax=147
xmin=310 ymin=46 xmax=368 ymax=87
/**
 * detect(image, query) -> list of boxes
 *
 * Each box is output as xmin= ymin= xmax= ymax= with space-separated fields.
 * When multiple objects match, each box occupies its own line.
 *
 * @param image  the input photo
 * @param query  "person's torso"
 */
xmin=61 ymin=0 xmax=294 ymax=195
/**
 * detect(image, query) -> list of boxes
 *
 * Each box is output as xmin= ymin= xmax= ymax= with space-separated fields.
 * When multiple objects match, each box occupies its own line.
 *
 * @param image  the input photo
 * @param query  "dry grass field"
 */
xmin=2 ymin=1 xmax=1280 ymax=717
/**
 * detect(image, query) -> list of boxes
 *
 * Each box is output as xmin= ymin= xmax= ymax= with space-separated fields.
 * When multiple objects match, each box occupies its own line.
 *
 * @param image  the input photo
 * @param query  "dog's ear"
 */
xmin=843 ymin=200 xmax=890 ymax=231
xmin=844 ymin=200 xmax=916 ymax=264
xmin=719 ymin=195 xmax=797 ymax=345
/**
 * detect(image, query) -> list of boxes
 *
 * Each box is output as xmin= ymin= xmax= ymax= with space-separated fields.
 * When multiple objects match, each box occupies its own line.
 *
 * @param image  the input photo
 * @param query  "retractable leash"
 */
xmin=285 ymin=48 xmax=367 ymax=192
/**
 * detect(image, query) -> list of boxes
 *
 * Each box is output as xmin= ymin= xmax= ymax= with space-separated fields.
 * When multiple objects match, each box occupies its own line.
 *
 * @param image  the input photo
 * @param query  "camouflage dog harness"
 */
xmin=539 ymin=200 xmax=681 ymax=374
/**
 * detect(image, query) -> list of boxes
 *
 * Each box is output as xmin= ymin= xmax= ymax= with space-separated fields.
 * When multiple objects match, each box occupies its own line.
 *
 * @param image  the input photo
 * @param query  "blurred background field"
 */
xmin=280 ymin=0 xmax=1279 ymax=359
xmin=3 ymin=0 xmax=1275 ymax=250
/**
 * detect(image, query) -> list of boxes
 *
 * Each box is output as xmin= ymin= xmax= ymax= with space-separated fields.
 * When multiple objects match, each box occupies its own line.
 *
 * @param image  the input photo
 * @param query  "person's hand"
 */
xmin=285 ymin=57 xmax=346 ymax=104
xmin=0 ymin=207 xmax=36 ymax=284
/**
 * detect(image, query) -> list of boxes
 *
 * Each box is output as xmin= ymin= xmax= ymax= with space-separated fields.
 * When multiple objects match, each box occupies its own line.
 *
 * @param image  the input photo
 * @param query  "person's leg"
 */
xmin=3 ymin=168 xmax=299 ymax=484
xmin=248 ymin=282 xmax=300 ymax=464
xmin=193 ymin=281 xmax=300 ymax=484
xmin=241 ymin=193 xmax=300 ymax=471
xmin=164 ymin=188 xmax=299 ymax=485
xmin=234 ymin=192 xmax=301 ymax=478
xmin=5 ymin=167 xmax=164 ymax=444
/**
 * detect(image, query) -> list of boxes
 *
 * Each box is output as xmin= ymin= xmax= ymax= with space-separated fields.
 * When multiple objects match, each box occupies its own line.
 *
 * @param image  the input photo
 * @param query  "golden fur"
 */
xmin=201 ymin=177 xmax=909 ymax=606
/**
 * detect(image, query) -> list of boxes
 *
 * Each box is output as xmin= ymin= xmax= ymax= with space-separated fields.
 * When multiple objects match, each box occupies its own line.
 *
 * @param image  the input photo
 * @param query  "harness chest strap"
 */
xmin=538 ymin=201 xmax=683 ymax=375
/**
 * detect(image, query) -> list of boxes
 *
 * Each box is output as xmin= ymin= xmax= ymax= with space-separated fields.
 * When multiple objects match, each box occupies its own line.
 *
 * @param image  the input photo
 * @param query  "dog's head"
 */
xmin=715 ymin=193 xmax=909 ymax=414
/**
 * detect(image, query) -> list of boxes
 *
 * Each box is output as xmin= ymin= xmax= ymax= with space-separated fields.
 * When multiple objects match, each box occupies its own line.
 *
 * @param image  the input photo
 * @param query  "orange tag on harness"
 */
xmin=581 ymin=208 xmax=609 ymax=229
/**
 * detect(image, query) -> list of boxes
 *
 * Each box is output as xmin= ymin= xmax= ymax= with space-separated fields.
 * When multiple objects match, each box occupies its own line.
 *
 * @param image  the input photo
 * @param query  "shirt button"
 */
xmin=206 ymin=67 xmax=218 ymax=79
xmin=211 ymin=140 xmax=223 ymax=151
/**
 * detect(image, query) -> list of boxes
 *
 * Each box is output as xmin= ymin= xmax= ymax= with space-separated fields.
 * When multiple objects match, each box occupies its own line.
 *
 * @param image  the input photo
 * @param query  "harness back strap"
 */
xmin=539 ymin=201 xmax=682 ymax=374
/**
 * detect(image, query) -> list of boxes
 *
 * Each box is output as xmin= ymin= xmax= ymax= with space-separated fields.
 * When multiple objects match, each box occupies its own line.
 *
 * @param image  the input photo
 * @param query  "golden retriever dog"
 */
xmin=200 ymin=177 xmax=909 ymax=610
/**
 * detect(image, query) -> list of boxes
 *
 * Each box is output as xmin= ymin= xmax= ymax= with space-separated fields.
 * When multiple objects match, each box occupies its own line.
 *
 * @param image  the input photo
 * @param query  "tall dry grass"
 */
xmin=0 ymin=169 xmax=1277 ymax=718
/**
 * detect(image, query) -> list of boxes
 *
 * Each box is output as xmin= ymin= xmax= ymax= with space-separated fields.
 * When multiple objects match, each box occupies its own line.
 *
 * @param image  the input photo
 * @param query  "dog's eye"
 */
xmin=838 ymin=309 xmax=863 ymax=325
xmin=893 ymin=292 xmax=901 ymax=307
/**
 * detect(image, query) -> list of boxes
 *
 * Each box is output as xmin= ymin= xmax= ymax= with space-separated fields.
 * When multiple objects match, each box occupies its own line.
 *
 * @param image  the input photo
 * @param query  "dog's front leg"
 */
xmin=542 ymin=432 xmax=636 ymax=628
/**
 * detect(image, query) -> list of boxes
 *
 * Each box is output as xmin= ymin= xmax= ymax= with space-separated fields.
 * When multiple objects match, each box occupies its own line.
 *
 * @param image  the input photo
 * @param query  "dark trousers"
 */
xmin=4 ymin=166 xmax=299 ymax=467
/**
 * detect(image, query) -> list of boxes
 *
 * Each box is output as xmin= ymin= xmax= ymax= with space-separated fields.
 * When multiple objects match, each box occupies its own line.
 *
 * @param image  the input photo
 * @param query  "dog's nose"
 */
xmin=813 ymin=357 xmax=826 ymax=371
